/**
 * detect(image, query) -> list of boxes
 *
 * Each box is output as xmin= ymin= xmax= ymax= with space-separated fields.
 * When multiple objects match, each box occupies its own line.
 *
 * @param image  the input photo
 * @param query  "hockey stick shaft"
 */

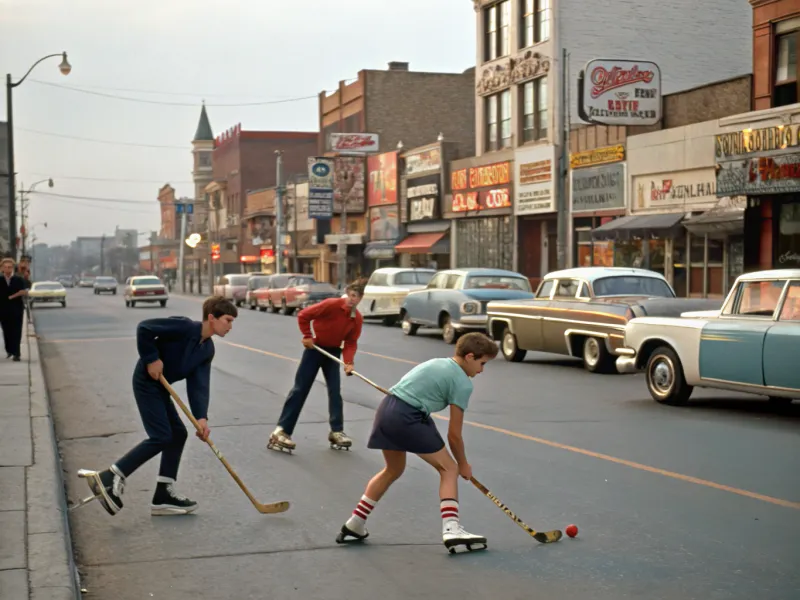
xmin=313 ymin=345 xmax=391 ymax=395
xmin=159 ymin=376 xmax=288 ymax=514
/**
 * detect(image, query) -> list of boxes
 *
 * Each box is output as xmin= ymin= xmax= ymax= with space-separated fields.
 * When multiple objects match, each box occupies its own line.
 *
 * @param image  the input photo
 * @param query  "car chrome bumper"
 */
xmin=615 ymin=353 xmax=638 ymax=374
xmin=131 ymin=295 xmax=168 ymax=301
xmin=454 ymin=315 xmax=488 ymax=329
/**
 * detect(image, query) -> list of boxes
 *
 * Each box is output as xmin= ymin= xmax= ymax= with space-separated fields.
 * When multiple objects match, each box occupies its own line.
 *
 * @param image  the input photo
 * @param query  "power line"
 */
xmin=29 ymin=78 xmax=285 ymax=99
xmin=29 ymin=80 xmax=320 ymax=107
xmin=32 ymin=191 xmax=155 ymax=205
xmin=30 ymin=194 xmax=155 ymax=214
xmin=17 ymin=127 xmax=187 ymax=150
xmin=25 ymin=172 xmax=192 ymax=184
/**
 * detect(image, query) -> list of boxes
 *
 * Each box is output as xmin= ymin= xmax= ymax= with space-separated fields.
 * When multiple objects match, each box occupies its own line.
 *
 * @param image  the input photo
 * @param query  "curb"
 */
xmin=25 ymin=313 xmax=83 ymax=599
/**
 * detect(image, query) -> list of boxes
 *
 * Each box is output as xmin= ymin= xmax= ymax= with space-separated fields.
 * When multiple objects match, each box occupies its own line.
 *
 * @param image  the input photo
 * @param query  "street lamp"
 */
xmin=20 ymin=178 xmax=54 ymax=257
xmin=5 ymin=51 xmax=71 ymax=258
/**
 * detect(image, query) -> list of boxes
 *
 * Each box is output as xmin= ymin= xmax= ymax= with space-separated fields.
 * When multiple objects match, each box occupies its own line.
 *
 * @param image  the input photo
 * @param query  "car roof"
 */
xmin=33 ymin=281 xmax=62 ymax=285
xmin=372 ymin=267 xmax=437 ymax=274
xmin=543 ymin=267 xmax=668 ymax=283
xmin=440 ymin=268 xmax=527 ymax=277
xmin=736 ymin=269 xmax=800 ymax=281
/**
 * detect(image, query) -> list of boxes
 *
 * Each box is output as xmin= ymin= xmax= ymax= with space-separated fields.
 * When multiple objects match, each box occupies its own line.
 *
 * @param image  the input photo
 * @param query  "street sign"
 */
xmin=308 ymin=157 xmax=334 ymax=219
xmin=175 ymin=203 xmax=194 ymax=214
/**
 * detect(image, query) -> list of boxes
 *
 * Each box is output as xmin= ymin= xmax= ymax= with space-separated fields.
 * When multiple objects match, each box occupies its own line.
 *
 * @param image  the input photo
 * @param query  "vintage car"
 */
xmin=245 ymin=275 xmax=272 ymax=310
xmin=401 ymin=268 xmax=535 ymax=343
xmin=486 ymin=267 xmax=722 ymax=373
xmin=616 ymin=269 xmax=800 ymax=406
xmin=93 ymin=276 xmax=118 ymax=295
xmin=281 ymin=275 xmax=340 ymax=313
xmin=124 ymin=275 xmax=168 ymax=308
xmin=357 ymin=267 xmax=436 ymax=326
xmin=29 ymin=281 xmax=67 ymax=308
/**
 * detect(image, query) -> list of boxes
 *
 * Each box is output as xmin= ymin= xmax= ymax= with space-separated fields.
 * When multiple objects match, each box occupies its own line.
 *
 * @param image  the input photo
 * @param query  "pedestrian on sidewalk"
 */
xmin=336 ymin=332 xmax=498 ymax=552
xmin=268 ymin=281 xmax=364 ymax=452
xmin=0 ymin=257 xmax=30 ymax=362
xmin=79 ymin=295 xmax=237 ymax=517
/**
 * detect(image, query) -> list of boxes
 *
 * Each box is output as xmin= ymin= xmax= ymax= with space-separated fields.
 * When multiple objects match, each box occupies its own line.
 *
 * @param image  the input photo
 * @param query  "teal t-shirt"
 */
xmin=389 ymin=357 xmax=473 ymax=416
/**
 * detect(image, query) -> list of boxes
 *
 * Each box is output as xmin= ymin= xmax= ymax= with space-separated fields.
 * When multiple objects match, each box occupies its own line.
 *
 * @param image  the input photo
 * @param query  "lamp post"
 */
xmin=6 ymin=52 xmax=71 ymax=258
xmin=20 ymin=178 xmax=53 ymax=257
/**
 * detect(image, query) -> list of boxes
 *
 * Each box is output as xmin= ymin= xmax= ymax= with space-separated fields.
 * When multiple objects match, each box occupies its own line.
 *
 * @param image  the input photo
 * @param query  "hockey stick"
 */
xmin=313 ymin=344 xmax=562 ymax=544
xmin=469 ymin=477 xmax=562 ymax=543
xmin=158 ymin=375 xmax=290 ymax=515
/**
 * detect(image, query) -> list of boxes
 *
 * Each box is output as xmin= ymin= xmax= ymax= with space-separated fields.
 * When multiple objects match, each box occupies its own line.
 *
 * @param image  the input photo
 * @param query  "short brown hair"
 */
xmin=202 ymin=296 xmax=238 ymax=321
xmin=455 ymin=332 xmax=498 ymax=360
xmin=345 ymin=280 xmax=365 ymax=297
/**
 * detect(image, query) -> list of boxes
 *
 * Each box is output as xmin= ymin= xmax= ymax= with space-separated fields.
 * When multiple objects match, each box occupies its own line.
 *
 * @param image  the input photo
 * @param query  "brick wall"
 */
xmin=752 ymin=0 xmax=800 ymax=110
xmin=157 ymin=184 xmax=177 ymax=240
xmin=365 ymin=68 xmax=476 ymax=156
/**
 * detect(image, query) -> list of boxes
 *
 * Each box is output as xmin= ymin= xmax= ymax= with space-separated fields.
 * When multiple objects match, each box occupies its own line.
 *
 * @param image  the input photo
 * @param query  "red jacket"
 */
xmin=298 ymin=297 xmax=363 ymax=364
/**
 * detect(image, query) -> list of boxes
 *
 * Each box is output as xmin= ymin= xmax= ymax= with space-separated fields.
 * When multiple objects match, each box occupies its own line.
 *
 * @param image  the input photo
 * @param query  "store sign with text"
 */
xmin=715 ymin=124 xmax=800 ymax=159
xmin=515 ymin=146 xmax=555 ymax=215
xmin=633 ymin=168 xmax=718 ymax=211
xmin=328 ymin=132 xmax=380 ymax=154
xmin=717 ymin=153 xmax=800 ymax=196
xmin=579 ymin=59 xmax=661 ymax=126
xmin=571 ymin=163 xmax=625 ymax=213
xmin=405 ymin=147 xmax=442 ymax=176
xmin=407 ymin=179 xmax=440 ymax=221
xmin=367 ymin=151 xmax=398 ymax=207
xmin=451 ymin=160 xmax=513 ymax=214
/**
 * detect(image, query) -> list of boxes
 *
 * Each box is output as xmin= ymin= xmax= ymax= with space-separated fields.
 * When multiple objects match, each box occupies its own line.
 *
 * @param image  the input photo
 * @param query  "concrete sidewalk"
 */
xmin=0 ymin=313 xmax=82 ymax=599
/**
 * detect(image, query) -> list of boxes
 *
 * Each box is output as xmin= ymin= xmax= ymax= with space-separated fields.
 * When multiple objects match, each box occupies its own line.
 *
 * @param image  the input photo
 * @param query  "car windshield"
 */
xmin=36 ymin=283 xmax=63 ymax=291
xmin=133 ymin=277 xmax=162 ymax=286
xmin=293 ymin=277 xmax=316 ymax=286
xmin=464 ymin=275 xmax=531 ymax=291
xmin=228 ymin=275 xmax=251 ymax=285
xmin=310 ymin=283 xmax=338 ymax=293
xmin=394 ymin=271 xmax=434 ymax=285
xmin=593 ymin=276 xmax=675 ymax=297
xmin=251 ymin=277 xmax=270 ymax=289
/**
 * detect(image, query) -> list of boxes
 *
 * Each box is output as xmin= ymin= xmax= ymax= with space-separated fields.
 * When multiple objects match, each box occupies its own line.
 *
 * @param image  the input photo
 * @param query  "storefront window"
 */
xmin=456 ymin=217 xmax=514 ymax=271
xmin=728 ymin=236 xmax=744 ymax=285
xmin=776 ymin=201 xmax=800 ymax=268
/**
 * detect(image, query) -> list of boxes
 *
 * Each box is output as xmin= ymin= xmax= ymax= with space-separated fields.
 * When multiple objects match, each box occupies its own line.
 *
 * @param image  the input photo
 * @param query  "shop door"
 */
xmin=517 ymin=219 xmax=542 ymax=278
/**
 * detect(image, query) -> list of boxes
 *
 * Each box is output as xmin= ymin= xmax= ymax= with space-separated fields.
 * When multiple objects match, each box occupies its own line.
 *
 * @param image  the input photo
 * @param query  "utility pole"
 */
xmin=275 ymin=150 xmax=284 ymax=274
xmin=337 ymin=171 xmax=350 ymax=289
xmin=556 ymin=47 xmax=571 ymax=270
xmin=100 ymin=234 xmax=106 ymax=275
xmin=292 ymin=182 xmax=299 ymax=273
xmin=177 ymin=199 xmax=188 ymax=292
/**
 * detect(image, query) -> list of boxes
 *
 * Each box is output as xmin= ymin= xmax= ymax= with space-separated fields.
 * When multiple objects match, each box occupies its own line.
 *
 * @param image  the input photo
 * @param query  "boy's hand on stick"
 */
xmin=458 ymin=462 xmax=473 ymax=480
xmin=195 ymin=418 xmax=211 ymax=442
xmin=301 ymin=337 xmax=315 ymax=349
xmin=147 ymin=359 xmax=164 ymax=381
xmin=344 ymin=363 xmax=355 ymax=376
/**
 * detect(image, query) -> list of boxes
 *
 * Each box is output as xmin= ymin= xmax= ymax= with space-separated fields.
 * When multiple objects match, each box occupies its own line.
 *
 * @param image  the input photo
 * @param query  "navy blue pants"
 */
xmin=277 ymin=346 xmax=344 ymax=436
xmin=1 ymin=309 xmax=23 ymax=358
xmin=115 ymin=366 xmax=188 ymax=480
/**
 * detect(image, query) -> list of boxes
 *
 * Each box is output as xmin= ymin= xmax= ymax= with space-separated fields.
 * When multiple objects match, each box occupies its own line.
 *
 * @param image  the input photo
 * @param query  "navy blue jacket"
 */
xmin=136 ymin=316 xmax=214 ymax=420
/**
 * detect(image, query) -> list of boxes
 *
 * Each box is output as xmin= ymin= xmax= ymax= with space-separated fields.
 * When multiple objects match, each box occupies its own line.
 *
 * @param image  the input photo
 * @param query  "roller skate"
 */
xmin=443 ymin=521 xmax=487 ymax=554
xmin=74 ymin=466 xmax=126 ymax=516
xmin=267 ymin=427 xmax=296 ymax=454
xmin=328 ymin=431 xmax=352 ymax=451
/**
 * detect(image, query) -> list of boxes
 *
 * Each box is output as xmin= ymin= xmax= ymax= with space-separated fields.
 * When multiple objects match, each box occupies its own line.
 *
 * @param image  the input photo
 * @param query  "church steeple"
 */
xmin=193 ymin=102 xmax=214 ymax=142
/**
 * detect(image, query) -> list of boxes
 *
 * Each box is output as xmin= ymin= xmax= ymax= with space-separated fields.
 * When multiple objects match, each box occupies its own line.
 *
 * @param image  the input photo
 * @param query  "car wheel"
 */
xmin=441 ymin=315 xmax=458 ymax=345
xmin=401 ymin=314 xmax=419 ymax=336
xmin=382 ymin=316 xmax=398 ymax=327
xmin=61 ymin=301 xmax=66 ymax=308
xmin=160 ymin=300 xmax=167 ymax=307
xmin=501 ymin=328 xmax=526 ymax=362
xmin=582 ymin=337 xmax=615 ymax=374
xmin=131 ymin=301 xmax=137 ymax=308
xmin=270 ymin=301 xmax=279 ymax=314
xmin=249 ymin=301 xmax=256 ymax=310
xmin=768 ymin=396 xmax=794 ymax=406
xmin=646 ymin=345 xmax=693 ymax=405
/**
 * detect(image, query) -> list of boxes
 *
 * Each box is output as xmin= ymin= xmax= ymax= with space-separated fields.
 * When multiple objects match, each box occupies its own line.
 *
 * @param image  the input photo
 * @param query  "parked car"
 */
xmin=29 ymin=281 xmax=67 ymax=308
xmin=401 ymin=268 xmax=535 ymax=343
xmin=213 ymin=273 xmax=255 ymax=306
xmin=284 ymin=276 xmax=340 ymax=312
xmin=56 ymin=275 xmax=74 ymax=288
xmin=245 ymin=275 xmax=272 ymax=310
xmin=93 ymin=276 xmax=118 ymax=295
xmin=486 ymin=267 xmax=723 ymax=373
xmin=252 ymin=273 xmax=304 ymax=313
xmin=358 ymin=267 xmax=436 ymax=326
xmin=77 ymin=276 xmax=95 ymax=288
xmin=124 ymin=275 xmax=168 ymax=308
xmin=616 ymin=269 xmax=800 ymax=405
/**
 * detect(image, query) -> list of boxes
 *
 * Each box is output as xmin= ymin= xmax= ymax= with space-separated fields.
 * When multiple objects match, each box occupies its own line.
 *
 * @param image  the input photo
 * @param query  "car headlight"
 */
xmin=461 ymin=301 xmax=480 ymax=315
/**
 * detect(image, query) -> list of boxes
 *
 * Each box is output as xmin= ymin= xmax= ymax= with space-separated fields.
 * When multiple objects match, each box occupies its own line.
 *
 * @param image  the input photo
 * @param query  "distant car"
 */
xmin=124 ymin=275 xmax=168 ymax=308
xmin=400 ymin=268 xmax=535 ymax=343
xmin=213 ymin=273 xmax=257 ymax=306
xmin=93 ymin=276 xmax=118 ymax=295
xmin=78 ymin=277 xmax=95 ymax=288
xmin=487 ymin=267 xmax=721 ymax=373
xmin=56 ymin=276 xmax=74 ymax=288
xmin=29 ymin=281 xmax=67 ymax=308
xmin=245 ymin=275 xmax=272 ymax=310
xmin=283 ymin=276 xmax=340 ymax=312
xmin=358 ymin=267 xmax=436 ymax=326
xmin=617 ymin=269 xmax=800 ymax=406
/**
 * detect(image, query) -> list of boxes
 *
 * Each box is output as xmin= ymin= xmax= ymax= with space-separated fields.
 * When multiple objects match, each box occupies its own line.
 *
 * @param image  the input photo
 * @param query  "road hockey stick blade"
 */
xmin=470 ymin=476 xmax=562 ymax=544
xmin=313 ymin=345 xmax=390 ymax=395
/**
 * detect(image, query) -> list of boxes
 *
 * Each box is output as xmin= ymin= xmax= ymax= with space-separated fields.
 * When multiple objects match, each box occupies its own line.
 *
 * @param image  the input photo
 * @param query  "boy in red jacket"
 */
xmin=268 ymin=282 xmax=364 ymax=452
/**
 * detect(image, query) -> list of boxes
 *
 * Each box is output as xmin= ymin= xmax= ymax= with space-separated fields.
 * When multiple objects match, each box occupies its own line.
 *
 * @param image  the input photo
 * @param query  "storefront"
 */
xmin=364 ymin=151 xmax=401 ymax=269
xmin=570 ymin=145 xmax=626 ymax=268
xmin=515 ymin=145 xmax=556 ymax=281
xmin=448 ymin=151 xmax=515 ymax=271
xmin=395 ymin=142 xmax=451 ymax=269
xmin=715 ymin=112 xmax=800 ymax=272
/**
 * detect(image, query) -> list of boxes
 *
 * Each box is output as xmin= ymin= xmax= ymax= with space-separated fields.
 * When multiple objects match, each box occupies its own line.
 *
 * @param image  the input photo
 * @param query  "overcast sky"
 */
xmin=0 ymin=0 xmax=475 ymax=246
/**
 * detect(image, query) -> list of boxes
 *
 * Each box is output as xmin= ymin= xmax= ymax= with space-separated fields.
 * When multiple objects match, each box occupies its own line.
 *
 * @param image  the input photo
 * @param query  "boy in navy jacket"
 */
xmin=81 ymin=296 xmax=237 ymax=516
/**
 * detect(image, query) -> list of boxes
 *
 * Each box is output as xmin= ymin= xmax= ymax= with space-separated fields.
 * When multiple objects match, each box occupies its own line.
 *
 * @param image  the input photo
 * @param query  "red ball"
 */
xmin=565 ymin=524 xmax=578 ymax=538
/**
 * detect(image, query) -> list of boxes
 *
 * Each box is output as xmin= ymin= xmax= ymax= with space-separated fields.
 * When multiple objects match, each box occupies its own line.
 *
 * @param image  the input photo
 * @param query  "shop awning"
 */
xmin=394 ymin=231 xmax=449 ymax=253
xmin=682 ymin=196 xmax=746 ymax=236
xmin=591 ymin=212 xmax=686 ymax=241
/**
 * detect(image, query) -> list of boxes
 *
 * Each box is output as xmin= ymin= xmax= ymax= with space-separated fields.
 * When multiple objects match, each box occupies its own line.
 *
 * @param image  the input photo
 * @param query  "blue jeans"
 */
xmin=277 ymin=346 xmax=344 ymax=435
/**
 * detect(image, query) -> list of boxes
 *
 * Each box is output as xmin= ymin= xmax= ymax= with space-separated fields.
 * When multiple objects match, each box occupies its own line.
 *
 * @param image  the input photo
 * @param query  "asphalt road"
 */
xmin=33 ymin=288 xmax=800 ymax=600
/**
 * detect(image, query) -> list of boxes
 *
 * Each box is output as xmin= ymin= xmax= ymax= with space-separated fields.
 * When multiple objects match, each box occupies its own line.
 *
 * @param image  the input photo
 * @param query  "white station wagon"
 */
xmin=357 ymin=267 xmax=436 ymax=326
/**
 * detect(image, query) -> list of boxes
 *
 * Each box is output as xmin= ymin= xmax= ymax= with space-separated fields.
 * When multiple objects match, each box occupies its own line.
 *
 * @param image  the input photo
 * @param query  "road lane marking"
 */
xmin=219 ymin=340 xmax=299 ymax=363
xmin=42 ymin=336 xmax=136 ymax=344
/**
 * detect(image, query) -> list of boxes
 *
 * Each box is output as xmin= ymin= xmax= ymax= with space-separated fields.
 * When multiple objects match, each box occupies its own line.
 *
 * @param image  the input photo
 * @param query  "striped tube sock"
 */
xmin=346 ymin=495 xmax=376 ymax=535
xmin=440 ymin=498 xmax=459 ymax=526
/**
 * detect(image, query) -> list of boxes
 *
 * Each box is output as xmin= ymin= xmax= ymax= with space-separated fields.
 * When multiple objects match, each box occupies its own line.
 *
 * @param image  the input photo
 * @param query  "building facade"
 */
xmin=187 ymin=104 xmax=215 ymax=293
xmin=751 ymin=0 xmax=800 ymax=110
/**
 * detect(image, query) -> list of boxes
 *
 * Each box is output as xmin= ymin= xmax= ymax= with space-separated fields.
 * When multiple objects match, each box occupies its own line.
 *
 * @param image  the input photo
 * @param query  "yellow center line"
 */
xmin=219 ymin=340 xmax=298 ymax=363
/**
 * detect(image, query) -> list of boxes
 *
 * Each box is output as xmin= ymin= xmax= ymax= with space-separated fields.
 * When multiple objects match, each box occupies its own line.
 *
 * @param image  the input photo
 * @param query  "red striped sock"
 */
xmin=440 ymin=499 xmax=459 ymax=524
xmin=349 ymin=495 xmax=376 ymax=527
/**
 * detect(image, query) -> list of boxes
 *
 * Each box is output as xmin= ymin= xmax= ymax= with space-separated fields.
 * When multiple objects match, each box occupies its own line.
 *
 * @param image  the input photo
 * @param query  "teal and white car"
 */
xmin=617 ymin=269 xmax=800 ymax=406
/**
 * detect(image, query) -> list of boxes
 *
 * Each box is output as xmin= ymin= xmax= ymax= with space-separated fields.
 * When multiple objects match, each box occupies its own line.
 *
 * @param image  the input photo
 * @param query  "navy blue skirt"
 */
xmin=367 ymin=394 xmax=445 ymax=455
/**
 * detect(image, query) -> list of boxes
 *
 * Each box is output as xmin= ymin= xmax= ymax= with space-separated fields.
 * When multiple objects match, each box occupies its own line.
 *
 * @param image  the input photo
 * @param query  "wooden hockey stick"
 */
xmin=158 ymin=375 xmax=290 ymax=515
xmin=313 ymin=345 xmax=562 ymax=544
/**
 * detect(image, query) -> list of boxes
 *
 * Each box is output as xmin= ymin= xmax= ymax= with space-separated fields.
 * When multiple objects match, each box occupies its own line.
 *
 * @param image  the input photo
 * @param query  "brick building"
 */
xmin=205 ymin=124 xmax=317 ymax=273
xmin=714 ymin=0 xmax=800 ymax=273
xmin=466 ymin=0 xmax=752 ymax=280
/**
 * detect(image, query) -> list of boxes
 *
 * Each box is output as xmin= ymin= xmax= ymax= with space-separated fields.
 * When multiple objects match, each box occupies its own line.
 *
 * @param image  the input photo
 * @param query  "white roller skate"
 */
xmin=328 ymin=431 xmax=352 ymax=451
xmin=267 ymin=427 xmax=296 ymax=454
xmin=443 ymin=521 xmax=488 ymax=554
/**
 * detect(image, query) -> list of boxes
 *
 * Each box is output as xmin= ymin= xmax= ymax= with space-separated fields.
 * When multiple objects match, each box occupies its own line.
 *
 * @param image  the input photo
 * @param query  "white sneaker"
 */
xmin=442 ymin=521 xmax=487 ymax=553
